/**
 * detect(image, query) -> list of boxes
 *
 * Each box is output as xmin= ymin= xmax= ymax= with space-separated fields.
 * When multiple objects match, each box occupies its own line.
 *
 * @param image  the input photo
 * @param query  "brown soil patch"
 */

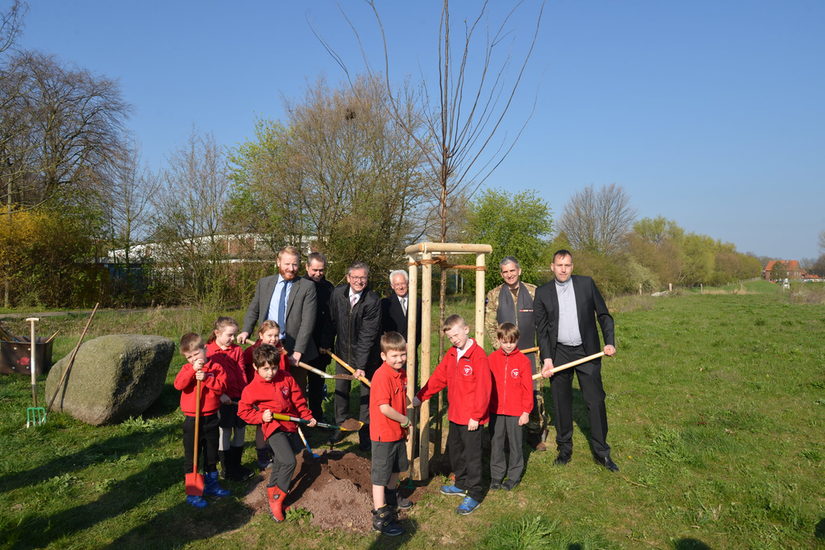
xmin=243 ymin=449 xmax=420 ymax=532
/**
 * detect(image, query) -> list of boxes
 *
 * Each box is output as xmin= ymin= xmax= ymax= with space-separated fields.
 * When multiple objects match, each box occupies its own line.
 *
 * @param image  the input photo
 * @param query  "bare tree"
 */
xmin=0 ymin=0 xmax=25 ymax=57
xmin=227 ymin=75 xmax=429 ymax=283
xmin=106 ymin=143 xmax=159 ymax=266
xmin=150 ymin=129 xmax=232 ymax=305
xmin=1 ymin=51 xmax=129 ymax=209
xmin=559 ymin=183 xmax=636 ymax=255
xmin=819 ymin=229 xmax=825 ymax=253
xmin=320 ymin=0 xmax=545 ymax=337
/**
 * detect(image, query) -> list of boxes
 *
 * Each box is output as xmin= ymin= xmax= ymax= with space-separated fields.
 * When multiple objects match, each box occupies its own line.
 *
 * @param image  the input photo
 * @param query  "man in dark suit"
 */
xmin=238 ymin=246 xmax=318 ymax=370
xmin=380 ymin=270 xmax=421 ymax=382
xmin=329 ymin=261 xmax=382 ymax=448
xmin=535 ymin=249 xmax=618 ymax=471
xmin=303 ymin=252 xmax=335 ymax=420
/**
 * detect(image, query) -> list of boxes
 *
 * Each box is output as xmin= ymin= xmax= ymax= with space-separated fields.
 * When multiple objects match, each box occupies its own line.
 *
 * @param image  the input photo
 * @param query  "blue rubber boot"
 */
xmin=186 ymin=494 xmax=208 ymax=508
xmin=204 ymin=470 xmax=230 ymax=497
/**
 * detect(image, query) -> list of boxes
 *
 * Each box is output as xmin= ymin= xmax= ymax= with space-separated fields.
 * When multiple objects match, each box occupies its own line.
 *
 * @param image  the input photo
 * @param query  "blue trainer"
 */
xmin=203 ymin=470 xmax=230 ymax=497
xmin=185 ymin=494 xmax=208 ymax=508
xmin=456 ymin=496 xmax=480 ymax=515
xmin=440 ymin=485 xmax=467 ymax=496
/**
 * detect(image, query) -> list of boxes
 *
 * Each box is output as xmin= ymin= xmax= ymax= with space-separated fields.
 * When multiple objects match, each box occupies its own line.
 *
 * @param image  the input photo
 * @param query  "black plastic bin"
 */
xmin=0 ymin=339 xmax=54 ymax=375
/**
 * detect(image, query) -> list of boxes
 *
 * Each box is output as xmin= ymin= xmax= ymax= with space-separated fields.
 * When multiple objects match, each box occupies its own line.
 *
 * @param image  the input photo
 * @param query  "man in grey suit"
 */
xmin=238 ymin=246 xmax=318 ymax=373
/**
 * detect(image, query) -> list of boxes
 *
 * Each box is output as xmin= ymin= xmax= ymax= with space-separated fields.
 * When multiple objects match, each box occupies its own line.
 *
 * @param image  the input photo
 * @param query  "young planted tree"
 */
xmin=330 ymin=0 xmax=545 ymax=344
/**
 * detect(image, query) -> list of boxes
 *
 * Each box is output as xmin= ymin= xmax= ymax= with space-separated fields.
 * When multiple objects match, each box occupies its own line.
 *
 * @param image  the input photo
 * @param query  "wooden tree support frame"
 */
xmin=404 ymin=242 xmax=492 ymax=480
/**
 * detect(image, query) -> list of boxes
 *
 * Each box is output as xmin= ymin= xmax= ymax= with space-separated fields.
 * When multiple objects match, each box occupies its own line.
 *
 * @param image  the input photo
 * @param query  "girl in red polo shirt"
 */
xmin=238 ymin=344 xmax=316 ymax=522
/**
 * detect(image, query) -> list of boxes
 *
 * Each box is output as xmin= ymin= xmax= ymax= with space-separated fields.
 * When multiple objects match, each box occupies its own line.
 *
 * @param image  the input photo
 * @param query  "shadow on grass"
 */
xmin=0 ymin=422 xmax=175 ymax=494
xmin=672 ymin=538 xmax=712 ymax=550
xmin=366 ymin=518 xmax=420 ymax=550
xmin=102 ymin=492 xmax=253 ymax=550
xmin=5 ymin=458 xmax=180 ymax=549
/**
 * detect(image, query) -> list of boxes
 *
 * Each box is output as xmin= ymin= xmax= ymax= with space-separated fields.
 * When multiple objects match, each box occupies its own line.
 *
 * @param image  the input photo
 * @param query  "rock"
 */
xmin=45 ymin=335 xmax=175 ymax=425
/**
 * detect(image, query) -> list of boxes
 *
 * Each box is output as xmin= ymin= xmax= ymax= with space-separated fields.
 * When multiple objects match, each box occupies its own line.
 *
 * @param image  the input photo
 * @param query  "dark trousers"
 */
xmin=267 ymin=431 xmax=298 ymax=492
xmin=183 ymin=413 xmax=220 ymax=474
xmin=303 ymin=354 xmax=330 ymax=420
xmin=447 ymin=421 xmax=486 ymax=501
xmin=550 ymin=344 xmax=610 ymax=458
xmin=490 ymin=414 xmax=524 ymax=483
xmin=334 ymin=366 xmax=370 ymax=424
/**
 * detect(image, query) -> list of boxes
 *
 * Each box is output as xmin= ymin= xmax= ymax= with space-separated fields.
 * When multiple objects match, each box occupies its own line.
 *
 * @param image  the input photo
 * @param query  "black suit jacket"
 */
xmin=534 ymin=275 xmax=614 ymax=370
xmin=380 ymin=294 xmax=421 ymax=346
xmin=305 ymin=275 xmax=335 ymax=351
xmin=329 ymin=284 xmax=382 ymax=374
xmin=241 ymin=274 xmax=318 ymax=361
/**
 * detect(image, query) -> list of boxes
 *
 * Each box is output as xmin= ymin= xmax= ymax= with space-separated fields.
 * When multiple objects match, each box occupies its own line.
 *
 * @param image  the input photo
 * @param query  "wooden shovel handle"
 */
xmin=46 ymin=303 xmax=99 ymax=412
xmin=532 ymin=351 xmax=606 ymax=380
xmin=192 ymin=379 xmax=201 ymax=475
xmin=520 ymin=346 xmax=539 ymax=354
xmin=320 ymin=348 xmax=371 ymax=387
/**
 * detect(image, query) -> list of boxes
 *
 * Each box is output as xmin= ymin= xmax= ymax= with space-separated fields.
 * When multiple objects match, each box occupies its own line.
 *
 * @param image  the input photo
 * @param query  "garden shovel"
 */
xmin=25 ymin=317 xmax=46 ymax=428
xmin=270 ymin=412 xmax=364 ymax=432
xmin=185 ymin=379 xmax=205 ymax=496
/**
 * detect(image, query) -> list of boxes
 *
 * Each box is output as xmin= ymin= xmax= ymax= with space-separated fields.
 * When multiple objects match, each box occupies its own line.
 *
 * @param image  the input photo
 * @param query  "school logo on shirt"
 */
xmin=511 ymin=368 xmax=520 ymax=378
xmin=463 ymin=365 xmax=473 ymax=376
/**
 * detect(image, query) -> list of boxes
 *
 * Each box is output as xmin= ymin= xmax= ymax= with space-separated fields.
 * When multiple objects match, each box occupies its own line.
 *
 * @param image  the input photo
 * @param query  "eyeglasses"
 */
xmin=348 ymin=276 xmax=368 ymax=281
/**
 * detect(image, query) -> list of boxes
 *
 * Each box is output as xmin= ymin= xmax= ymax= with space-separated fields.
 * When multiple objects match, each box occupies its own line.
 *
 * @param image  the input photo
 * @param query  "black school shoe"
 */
xmin=372 ymin=506 xmax=404 ymax=536
xmin=594 ymin=455 xmax=619 ymax=472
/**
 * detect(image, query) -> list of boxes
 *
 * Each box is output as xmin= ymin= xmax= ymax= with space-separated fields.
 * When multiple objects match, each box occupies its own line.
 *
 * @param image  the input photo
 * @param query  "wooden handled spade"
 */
xmin=320 ymin=348 xmax=371 ymax=387
xmin=270 ymin=411 xmax=364 ymax=432
xmin=296 ymin=361 xmax=355 ymax=381
xmin=532 ymin=351 xmax=607 ymax=380
xmin=185 ymin=379 xmax=205 ymax=497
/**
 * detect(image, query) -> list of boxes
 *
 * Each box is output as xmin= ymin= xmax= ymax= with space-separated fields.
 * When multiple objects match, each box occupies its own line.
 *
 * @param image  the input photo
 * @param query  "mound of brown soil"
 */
xmin=242 ymin=450 xmax=378 ymax=531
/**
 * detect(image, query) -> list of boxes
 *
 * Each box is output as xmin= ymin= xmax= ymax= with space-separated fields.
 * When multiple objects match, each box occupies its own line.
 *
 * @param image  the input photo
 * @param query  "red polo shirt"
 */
xmin=370 ymin=362 xmax=408 ymax=442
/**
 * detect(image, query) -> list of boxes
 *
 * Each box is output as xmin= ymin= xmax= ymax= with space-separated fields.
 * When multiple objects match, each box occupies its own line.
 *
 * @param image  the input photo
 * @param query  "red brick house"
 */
xmin=763 ymin=260 xmax=804 ymax=281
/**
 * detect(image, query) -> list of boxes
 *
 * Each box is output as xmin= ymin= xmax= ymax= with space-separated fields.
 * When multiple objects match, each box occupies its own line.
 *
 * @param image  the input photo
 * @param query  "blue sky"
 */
xmin=14 ymin=1 xmax=825 ymax=260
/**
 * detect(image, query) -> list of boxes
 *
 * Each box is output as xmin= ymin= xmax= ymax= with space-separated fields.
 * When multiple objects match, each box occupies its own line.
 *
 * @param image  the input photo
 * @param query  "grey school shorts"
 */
xmin=370 ymin=439 xmax=408 ymax=486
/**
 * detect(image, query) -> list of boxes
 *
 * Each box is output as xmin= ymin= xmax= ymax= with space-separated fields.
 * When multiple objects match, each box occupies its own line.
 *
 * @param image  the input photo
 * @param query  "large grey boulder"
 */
xmin=45 ymin=334 xmax=175 ymax=425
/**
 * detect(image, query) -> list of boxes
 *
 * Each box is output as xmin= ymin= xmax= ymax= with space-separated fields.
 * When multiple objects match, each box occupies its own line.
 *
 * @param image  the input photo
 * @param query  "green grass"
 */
xmin=1 ymin=286 xmax=824 ymax=549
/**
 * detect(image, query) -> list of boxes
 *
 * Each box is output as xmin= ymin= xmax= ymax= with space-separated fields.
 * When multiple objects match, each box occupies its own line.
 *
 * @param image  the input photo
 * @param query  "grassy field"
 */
xmin=1 ymin=280 xmax=823 ymax=549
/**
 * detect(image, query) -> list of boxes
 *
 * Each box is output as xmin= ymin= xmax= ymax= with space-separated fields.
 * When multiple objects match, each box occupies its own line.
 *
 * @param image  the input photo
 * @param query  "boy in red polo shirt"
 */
xmin=238 ymin=344 xmax=316 ymax=522
xmin=173 ymin=333 xmax=230 ymax=508
xmin=369 ymin=332 xmax=413 ymax=537
xmin=413 ymin=314 xmax=491 ymax=516
xmin=488 ymin=322 xmax=533 ymax=491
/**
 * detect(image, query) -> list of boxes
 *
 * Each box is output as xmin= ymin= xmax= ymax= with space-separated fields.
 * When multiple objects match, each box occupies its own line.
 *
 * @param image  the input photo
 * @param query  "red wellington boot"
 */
xmin=266 ymin=485 xmax=288 ymax=522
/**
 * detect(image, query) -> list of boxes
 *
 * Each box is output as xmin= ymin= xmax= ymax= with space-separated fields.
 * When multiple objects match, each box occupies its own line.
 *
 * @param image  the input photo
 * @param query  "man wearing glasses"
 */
xmin=329 ymin=262 xmax=382 ymax=449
